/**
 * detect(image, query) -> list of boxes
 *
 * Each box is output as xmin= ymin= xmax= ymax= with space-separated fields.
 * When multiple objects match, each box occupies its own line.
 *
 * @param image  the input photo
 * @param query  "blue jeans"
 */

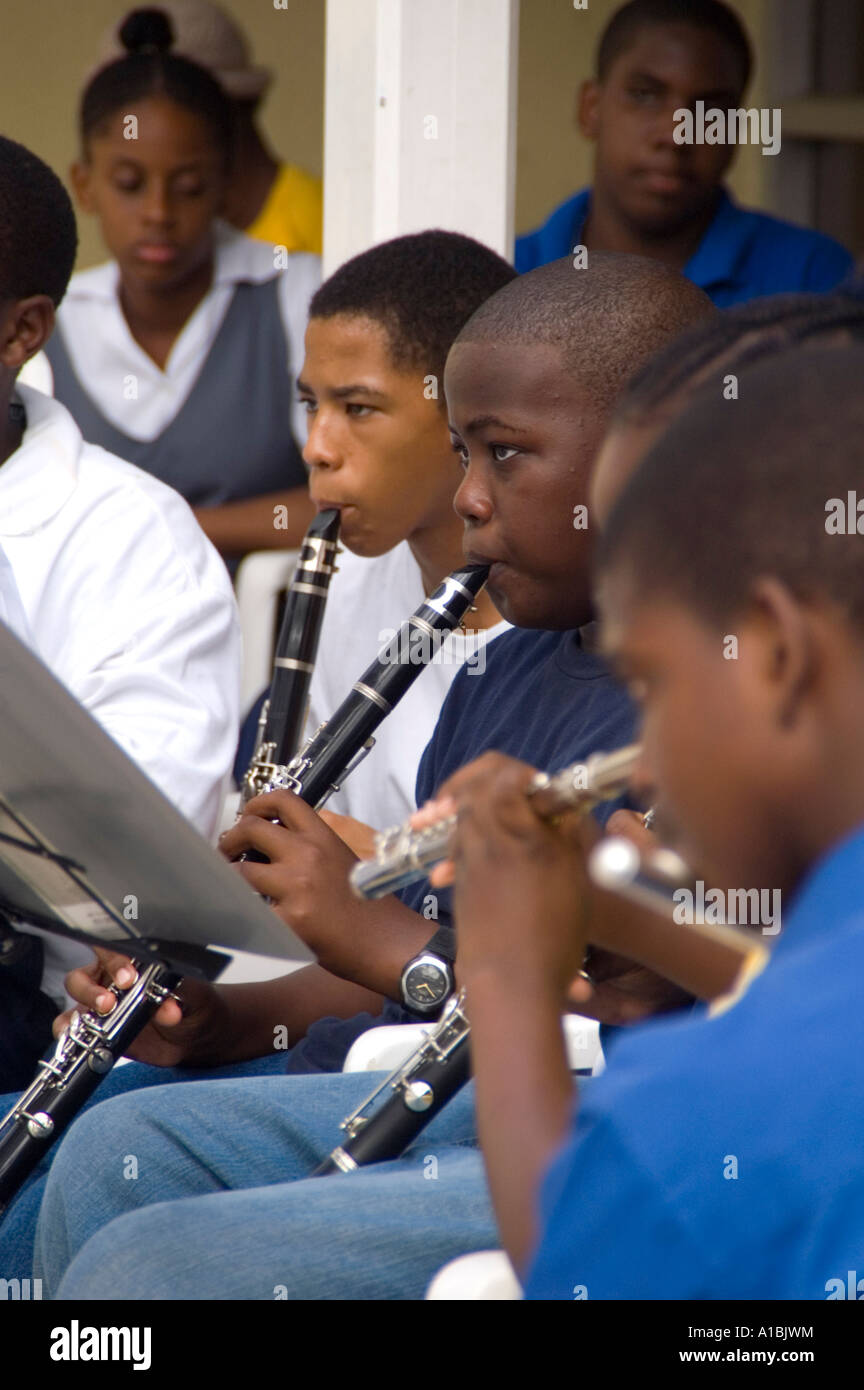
xmin=0 ymin=1051 xmax=291 ymax=1281
xmin=36 ymin=1070 xmax=493 ymax=1300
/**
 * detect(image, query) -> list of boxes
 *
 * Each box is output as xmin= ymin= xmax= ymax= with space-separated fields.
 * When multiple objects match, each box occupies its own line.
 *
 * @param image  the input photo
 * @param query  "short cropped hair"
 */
xmin=612 ymin=292 xmax=864 ymax=428
xmin=309 ymin=230 xmax=517 ymax=387
xmin=454 ymin=252 xmax=714 ymax=419
xmin=0 ymin=136 xmax=78 ymax=307
xmin=599 ymin=345 xmax=864 ymax=636
xmin=597 ymin=0 xmax=752 ymax=92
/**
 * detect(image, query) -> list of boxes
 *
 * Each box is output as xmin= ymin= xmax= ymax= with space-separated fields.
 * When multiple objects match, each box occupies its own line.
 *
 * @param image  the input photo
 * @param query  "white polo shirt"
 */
xmin=1 ymin=385 xmax=242 ymax=1002
xmin=0 ymin=540 xmax=30 ymax=643
xmin=2 ymin=385 xmax=241 ymax=838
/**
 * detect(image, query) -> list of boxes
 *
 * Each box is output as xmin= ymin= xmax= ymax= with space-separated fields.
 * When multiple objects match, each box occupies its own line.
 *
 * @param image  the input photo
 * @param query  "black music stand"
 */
xmin=0 ymin=621 xmax=313 ymax=980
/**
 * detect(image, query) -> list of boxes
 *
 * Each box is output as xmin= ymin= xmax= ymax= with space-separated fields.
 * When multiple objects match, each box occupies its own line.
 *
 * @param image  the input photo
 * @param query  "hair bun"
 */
xmin=119 ymin=8 xmax=174 ymax=56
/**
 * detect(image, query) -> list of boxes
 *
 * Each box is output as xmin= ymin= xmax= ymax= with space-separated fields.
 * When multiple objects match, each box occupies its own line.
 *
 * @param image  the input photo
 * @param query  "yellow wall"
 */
xmin=2 ymin=0 xmax=769 ymax=270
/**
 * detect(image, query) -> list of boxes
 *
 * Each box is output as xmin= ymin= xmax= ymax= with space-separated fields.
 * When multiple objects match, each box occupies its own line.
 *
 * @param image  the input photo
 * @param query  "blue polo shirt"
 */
xmin=526 ymin=821 xmax=864 ymax=1300
xmin=515 ymin=188 xmax=853 ymax=307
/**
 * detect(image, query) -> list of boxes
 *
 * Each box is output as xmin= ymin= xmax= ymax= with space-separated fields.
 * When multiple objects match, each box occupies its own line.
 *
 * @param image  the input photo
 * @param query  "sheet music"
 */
xmin=0 ymin=623 xmax=313 ymax=974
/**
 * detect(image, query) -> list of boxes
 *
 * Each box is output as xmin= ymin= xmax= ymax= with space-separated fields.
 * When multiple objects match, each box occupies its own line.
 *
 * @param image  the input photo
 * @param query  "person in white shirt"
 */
xmin=0 ymin=134 xmax=240 ymax=1080
xmin=0 ymin=540 xmax=30 ymax=645
xmin=46 ymin=7 xmax=319 ymax=569
xmin=4 ymin=383 xmax=240 ymax=839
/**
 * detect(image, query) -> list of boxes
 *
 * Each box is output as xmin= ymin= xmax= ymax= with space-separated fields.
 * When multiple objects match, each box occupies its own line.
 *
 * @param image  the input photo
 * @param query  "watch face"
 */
xmin=404 ymin=961 xmax=449 ymax=1009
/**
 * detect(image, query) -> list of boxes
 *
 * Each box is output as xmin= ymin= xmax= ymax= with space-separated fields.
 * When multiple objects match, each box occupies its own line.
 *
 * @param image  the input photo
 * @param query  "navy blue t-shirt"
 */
xmin=286 ymin=627 xmax=636 ymax=1073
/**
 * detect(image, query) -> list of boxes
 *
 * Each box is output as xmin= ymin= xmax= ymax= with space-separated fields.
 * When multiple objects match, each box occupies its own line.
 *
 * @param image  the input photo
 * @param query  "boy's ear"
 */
xmin=0 ymin=297 xmax=56 ymax=370
xmin=577 ymin=80 xmax=601 ymax=141
xmin=748 ymin=577 xmax=819 ymax=731
xmin=69 ymin=160 xmax=96 ymax=214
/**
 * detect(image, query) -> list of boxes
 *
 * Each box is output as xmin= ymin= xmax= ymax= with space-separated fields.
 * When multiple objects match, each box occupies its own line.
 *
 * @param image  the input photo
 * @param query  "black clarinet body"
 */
xmin=0 ymin=962 xmax=181 ymax=1212
xmin=250 ymin=563 xmax=490 ymax=815
xmin=242 ymin=508 xmax=341 ymax=803
xmin=313 ymin=991 xmax=471 ymax=1175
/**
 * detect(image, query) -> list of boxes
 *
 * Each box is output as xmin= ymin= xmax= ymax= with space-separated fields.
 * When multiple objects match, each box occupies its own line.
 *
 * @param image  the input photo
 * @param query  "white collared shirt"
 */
xmin=2 ymin=385 xmax=241 ymax=840
xmin=2 ymin=386 xmax=242 ymax=1003
xmin=0 ymin=540 xmax=31 ymax=643
xmin=54 ymin=221 xmax=318 ymax=446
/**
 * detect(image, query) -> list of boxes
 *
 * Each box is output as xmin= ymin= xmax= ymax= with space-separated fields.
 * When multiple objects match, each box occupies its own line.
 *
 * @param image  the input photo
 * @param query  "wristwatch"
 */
xmin=400 ymin=951 xmax=454 ymax=1014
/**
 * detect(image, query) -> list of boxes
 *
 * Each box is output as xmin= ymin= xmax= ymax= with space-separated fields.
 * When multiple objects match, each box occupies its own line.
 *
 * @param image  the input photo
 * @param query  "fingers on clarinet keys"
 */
xmin=234 ymin=814 xmax=284 ymax=865
xmin=239 ymin=848 xmax=270 ymax=865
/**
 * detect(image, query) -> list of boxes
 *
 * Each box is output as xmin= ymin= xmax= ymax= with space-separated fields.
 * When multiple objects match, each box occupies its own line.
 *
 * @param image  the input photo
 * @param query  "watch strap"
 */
xmin=423 ymin=924 xmax=457 ymax=963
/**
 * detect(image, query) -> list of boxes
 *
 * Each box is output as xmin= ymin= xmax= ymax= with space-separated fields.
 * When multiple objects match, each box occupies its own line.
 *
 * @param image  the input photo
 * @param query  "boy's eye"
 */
xmin=113 ymin=174 xmax=142 ymax=193
xmin=627 ymin=86 xmax=660 ymax=103
xmin=451 ymin=440 xmax=469 ymax=468
xmin=345 ymin=402 xmax=373 ymax=418
xmin=299 ymin=397 xmax=317 ymax=415
xmin=491 ymin=445 xmax=519 ymax=463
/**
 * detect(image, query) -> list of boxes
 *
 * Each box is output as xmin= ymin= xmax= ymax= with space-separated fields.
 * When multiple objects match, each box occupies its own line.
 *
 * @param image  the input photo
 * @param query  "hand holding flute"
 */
xmin=414 ymin=755 xmax=755 ymax=1014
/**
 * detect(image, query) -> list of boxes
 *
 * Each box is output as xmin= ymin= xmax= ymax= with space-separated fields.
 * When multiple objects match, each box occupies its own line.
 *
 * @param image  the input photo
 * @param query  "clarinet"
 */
xmin=242 ymin=508 xmax=341 ymax=803
xmin=0 ymin=562 xmax=488 ymax=1209
xmin=314 ymin=989 xmax=471 ymax=1175
xmin=0 ymin=963 xmax=181 ymax=1211
xmin=315 ymin=744 xmax=639 ymax=1175
xmin=243 ymin=563 xmax=490 ymax=818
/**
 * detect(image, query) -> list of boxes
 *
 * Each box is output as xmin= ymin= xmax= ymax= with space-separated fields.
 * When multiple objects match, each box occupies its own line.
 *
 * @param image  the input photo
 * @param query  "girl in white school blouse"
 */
xmin=47 ymin=7 xmax=320 ymax=569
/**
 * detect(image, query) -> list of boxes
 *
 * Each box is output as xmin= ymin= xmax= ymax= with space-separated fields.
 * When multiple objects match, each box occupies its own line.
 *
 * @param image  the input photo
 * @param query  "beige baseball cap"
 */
xmin=92 ymin=1 xmax=272 ymax=101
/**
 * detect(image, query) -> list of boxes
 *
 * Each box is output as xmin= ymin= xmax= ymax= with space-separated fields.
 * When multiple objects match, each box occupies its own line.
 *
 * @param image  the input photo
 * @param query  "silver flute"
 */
xmin=588 ymin=835 xmax=695 ymax=914
xmin=316 ymin=744 xmax=640 ymax=1175
xmin=350 ymin=742 xmax=642 ymax=899
xmin=589 ymin=835 xmax=772 ymax=959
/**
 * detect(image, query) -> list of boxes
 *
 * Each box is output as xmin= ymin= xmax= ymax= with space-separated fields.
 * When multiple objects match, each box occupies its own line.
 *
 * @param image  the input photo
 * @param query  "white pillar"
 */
xmin=323 ymin=0 xmax=519 ymax=275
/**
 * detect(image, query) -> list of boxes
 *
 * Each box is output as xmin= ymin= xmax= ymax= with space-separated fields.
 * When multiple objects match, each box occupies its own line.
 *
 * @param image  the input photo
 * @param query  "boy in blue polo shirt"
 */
xmin=441 ymin=341 xmax=864 ymax=1299
xmin=517 ymin=0 xmax=852 ymax=304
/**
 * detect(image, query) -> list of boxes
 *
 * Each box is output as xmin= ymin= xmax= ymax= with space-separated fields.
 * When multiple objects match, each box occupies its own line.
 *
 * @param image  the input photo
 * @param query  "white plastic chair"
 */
xmin=234 ymin=549 xmax=299 ymax=716
xmin=343 ymin=1011 xmax=604 ymax=1077
xmin=426 ymin=1251 xmax=522 ymax=1301
xmin=343 ymin=1012 xmax=603 ymax=1302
